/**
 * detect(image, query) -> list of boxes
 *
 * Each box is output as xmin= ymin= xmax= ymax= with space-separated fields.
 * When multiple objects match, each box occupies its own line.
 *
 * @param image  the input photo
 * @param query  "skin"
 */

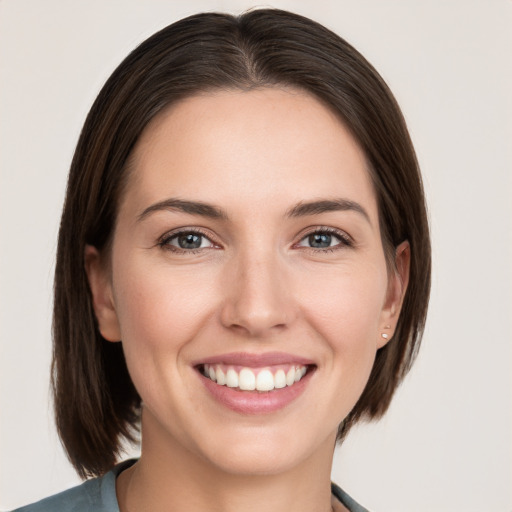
xmin=86 ymin=87 xmax=409 ymax=512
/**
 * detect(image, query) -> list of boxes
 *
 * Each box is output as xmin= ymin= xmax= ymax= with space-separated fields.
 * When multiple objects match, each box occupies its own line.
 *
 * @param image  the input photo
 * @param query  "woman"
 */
xmin=13 ymin=8 xmax=430 ymax=512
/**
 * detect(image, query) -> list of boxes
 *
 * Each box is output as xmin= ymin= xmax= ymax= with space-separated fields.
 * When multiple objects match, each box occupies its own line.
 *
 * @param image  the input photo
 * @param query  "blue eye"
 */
xmin=174 ymin=233 xmax=205 ymax=249
xmin=297 ymin=229 xmax=352 ymax=250
xmin=160 ymin=230 xmax=215 ymax=251
xmin=308 ymin=233 xmax=334 ymax=248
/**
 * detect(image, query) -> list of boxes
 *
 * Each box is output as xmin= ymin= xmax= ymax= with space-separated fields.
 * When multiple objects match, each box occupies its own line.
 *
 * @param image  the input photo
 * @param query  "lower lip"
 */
xmin=198 ymin=369 xmax=314 ymax=415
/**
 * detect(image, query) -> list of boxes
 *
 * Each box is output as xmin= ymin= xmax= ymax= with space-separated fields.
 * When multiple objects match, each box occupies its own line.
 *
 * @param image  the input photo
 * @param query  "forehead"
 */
xmin=122 ymin=87 xmax=377 ymax=221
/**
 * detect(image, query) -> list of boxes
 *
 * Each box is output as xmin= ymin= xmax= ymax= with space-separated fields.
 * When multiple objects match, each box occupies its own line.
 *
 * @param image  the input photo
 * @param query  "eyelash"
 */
xmin=157 ymin=228 xmax=218 ymax=254
xmin=157 ymin=227 xmax=353 ymax=254
xmin=296 ymin=226 xmax=354 ymax=253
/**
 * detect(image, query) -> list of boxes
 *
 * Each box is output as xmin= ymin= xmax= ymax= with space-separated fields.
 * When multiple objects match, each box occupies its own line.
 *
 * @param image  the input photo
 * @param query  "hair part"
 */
xmin=52 ymin=8 xmax=431 ymax=478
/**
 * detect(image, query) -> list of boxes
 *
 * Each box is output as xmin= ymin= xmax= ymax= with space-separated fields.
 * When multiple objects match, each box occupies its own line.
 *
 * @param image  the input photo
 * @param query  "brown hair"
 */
xmin=52 ymin=8 xmax=431 ymax=478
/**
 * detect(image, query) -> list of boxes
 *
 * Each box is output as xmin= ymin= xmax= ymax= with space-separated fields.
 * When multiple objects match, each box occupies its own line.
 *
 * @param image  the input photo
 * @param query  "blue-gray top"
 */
xmin=12 ymin=460 xmax=369 ymax=512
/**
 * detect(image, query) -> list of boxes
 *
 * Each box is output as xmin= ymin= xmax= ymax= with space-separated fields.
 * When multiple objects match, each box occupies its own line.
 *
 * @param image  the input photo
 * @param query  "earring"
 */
xmin=381 ymin=325 xmax=392 ymax=339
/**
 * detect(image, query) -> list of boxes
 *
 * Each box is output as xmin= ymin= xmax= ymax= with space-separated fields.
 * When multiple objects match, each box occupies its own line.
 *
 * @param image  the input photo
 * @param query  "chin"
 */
xmin=192 ymin=422 xmax=336 ymax=477
xmin=206 ymin=441 xmax=308 ymax=476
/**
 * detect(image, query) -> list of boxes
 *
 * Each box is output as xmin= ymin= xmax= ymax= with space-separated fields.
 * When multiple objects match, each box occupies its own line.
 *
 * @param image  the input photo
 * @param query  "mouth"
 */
xmin=194 ymin=353 xmax=316 ymax=414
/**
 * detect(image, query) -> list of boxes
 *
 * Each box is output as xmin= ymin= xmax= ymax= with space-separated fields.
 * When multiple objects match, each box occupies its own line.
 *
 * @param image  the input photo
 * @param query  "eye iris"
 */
xmin=177 ymin=233 xmax=202 ymax=249
xmin=309 ymin=233 xmax=332 ymax=248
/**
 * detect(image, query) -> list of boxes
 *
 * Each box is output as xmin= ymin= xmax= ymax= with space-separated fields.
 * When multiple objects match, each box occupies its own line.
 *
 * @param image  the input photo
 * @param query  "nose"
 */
xmin=220 ymin=249 xmax=296 ymax=338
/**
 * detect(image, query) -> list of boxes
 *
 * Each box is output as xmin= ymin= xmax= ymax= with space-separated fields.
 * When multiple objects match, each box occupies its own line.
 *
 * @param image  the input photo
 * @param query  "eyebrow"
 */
xmin=137 ymin=197 xmax=370 ymax=223
xmin=286 ymin=198 xmax=370 ymax=223
xmin=137 ymin=198 xmax=228 ymax=222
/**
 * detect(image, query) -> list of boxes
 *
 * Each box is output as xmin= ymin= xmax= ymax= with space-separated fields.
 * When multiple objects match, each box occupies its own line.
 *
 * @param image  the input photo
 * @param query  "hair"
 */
xmin=52 ymin=8 xmax=431 ymax=479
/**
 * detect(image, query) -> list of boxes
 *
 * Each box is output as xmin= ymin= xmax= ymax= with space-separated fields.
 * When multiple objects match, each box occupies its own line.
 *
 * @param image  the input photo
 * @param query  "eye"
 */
xmin=296 ymin=228 xmax=352 ymax=251
xmin=159 ymin=229 xmax=217 ymax=252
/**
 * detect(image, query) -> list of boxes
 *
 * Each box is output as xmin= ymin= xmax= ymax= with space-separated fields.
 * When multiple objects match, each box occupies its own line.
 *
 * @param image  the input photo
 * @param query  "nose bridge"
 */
xmin=221 ymin=242 xmax=293 ymax=336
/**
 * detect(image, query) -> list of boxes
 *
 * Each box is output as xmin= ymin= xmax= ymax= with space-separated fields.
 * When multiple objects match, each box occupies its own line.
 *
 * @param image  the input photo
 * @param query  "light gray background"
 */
xmin=1 ymin=1 xmax=511 ymax=510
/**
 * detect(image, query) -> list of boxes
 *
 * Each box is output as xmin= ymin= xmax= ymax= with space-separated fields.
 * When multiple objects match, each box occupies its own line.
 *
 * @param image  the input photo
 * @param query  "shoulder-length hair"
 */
xmin=53 ymin=8 xmax=431 ymax=478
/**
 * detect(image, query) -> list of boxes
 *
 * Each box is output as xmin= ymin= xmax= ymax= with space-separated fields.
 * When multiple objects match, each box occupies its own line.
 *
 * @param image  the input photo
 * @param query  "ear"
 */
xmin=84 ymin=245 xmax=121 ymax=342
xmin=378 ymin=241 xmax=410 ymax=348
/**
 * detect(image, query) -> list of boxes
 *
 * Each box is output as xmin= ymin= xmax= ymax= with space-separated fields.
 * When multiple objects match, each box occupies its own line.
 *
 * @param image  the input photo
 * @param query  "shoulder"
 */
xmin=331 ymin=482 xmax=371 ymax=512
xmin=10 ymin=478 xmax=110 ymax=512
xmin=9 ymin=460 xmax=136 ymax=512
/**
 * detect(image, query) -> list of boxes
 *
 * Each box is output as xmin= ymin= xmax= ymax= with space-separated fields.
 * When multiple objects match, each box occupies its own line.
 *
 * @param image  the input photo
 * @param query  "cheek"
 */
xmin=110 ymin=258 xmax=218 ymax=384
xmin=296 ymin=263 xmax=387 ymax=369
xmin=302 ymin=262 xmax=385 ymax=325
xmin=110 ymin=261 xmax=225 ymax=427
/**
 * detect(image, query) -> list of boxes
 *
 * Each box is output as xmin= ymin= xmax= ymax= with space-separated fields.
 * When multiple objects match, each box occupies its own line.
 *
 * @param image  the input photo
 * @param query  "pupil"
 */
xmin=178 ymin=233 xmax=202 ymax=249
xmin=309 ymin=233 xmax=331 ymax=248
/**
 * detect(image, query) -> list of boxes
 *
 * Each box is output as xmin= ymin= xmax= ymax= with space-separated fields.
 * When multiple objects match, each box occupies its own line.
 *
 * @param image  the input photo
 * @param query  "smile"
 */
xmin=201 ymin=363 xmax=309 ymax=392
xmin=195 ymin=352 xmax=315 ymax=414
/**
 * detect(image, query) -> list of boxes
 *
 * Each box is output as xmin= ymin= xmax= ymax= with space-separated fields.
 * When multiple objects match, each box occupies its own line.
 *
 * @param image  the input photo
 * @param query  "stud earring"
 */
xmin=381 ymin=325 xmax=392 ymax=340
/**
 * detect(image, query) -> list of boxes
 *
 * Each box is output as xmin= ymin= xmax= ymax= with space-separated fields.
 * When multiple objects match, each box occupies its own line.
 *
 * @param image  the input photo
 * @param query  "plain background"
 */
xmin=0 ymin=1 xmax=511 ymax=510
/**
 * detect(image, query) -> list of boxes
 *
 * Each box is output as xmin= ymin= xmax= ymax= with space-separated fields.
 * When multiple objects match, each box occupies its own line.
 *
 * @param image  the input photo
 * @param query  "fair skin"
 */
xmin=86 ymin=87 xmax=409 ymax=512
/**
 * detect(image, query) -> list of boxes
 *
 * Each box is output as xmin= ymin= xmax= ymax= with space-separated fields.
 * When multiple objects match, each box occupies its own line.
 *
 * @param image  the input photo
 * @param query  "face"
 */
xmin=86 ymin=88 xmax=408 ymax=476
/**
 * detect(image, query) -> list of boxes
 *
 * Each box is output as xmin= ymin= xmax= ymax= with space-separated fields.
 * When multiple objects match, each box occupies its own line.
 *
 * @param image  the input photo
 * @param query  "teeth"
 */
xmin=274 ymin=369 xmax=286 ymax=389
xmin=256 ymin=369 xmax=274 ymax=391
xmin=216 ymin=367 xmax=226 ymax=385
xmin=286 ymin=367 xmax=295 ymax=386
xmin=226 ymin=368 xmax=238 ymax=388
xmin=203 ymin=364 xmax=308 ymax=392
xmin=239 ymin=368 xmax=256 ymax=390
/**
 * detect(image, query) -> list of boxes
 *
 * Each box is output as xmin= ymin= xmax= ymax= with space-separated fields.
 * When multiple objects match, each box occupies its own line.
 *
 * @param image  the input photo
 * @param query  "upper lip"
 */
xmin=193 ymin=351 xmax=315 ymax=368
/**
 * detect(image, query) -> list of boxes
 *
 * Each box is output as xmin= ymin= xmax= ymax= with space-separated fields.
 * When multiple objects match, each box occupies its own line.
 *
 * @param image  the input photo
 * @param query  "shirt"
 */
xmin=12 ymin=459 xmax=369 ymax=512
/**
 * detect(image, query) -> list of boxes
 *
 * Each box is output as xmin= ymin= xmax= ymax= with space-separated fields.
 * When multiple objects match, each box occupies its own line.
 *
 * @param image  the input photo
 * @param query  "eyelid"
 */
xmin=157 ymin=227 xmax=221 ymax=252
xmin=294 ymin=226 xmax=354 ymax=250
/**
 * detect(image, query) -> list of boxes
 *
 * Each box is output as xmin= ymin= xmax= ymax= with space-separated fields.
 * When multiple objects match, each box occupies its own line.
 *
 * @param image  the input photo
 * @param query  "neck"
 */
xmin=117 ymin=410 xmax=341 ymax=512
